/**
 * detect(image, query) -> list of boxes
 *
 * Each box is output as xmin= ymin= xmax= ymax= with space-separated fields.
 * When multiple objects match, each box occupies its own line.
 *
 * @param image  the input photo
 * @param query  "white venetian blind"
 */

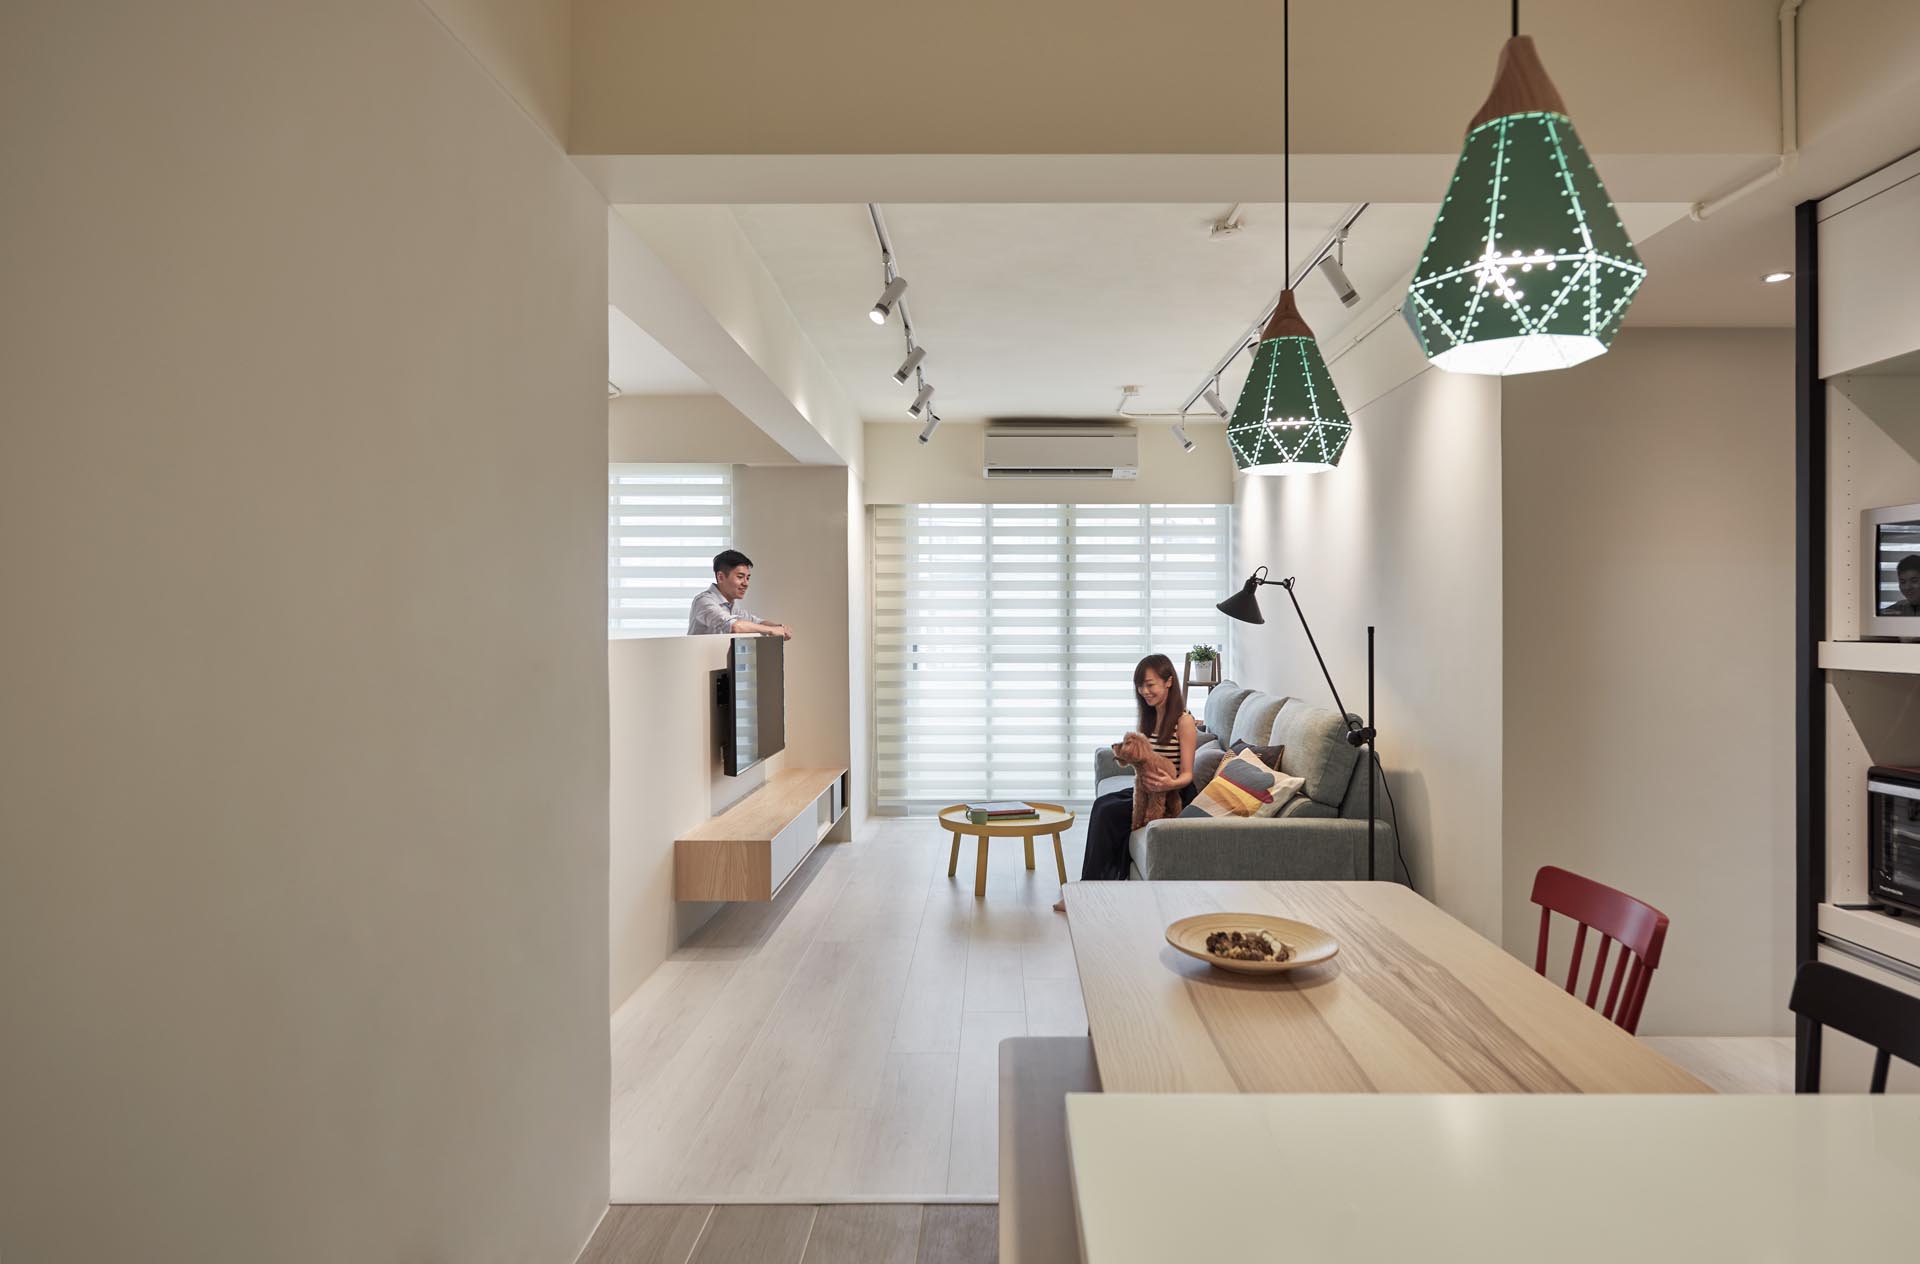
xmin=608 ymin=464 xmax=733 ymax=636
xmin=872 ymin=503 xmax=1232 ymax=812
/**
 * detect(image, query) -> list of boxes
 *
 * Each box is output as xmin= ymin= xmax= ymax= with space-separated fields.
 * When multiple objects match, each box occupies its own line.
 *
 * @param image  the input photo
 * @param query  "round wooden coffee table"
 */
xmin=938 ymin=802 xmax=1076 ymax=897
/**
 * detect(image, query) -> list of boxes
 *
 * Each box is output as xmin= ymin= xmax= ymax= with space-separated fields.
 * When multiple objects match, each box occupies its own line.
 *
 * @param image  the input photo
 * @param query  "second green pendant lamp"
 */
xmin=1403 ymin=2 xmax=1646 ymax=375
xmin=1227 ymin=0 xmax=1350 ymax=475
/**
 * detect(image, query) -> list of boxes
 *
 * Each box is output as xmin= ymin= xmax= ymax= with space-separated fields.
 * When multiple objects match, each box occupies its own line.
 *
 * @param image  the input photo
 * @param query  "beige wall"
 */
xmin=847 ymin=467 xmax=873 ymax=831
xmin=1503 ymin=329 xmax=1796 ymax=1037
xmin=0 ymin=2 xmax=608 ymax=1260
xmin=735 ymin=466 xmax=855 ymax=771
xmin=609 ymin=394 xmax=795 ymax=465
xmin=1232 ymin=366 xmax=1507 ymax=940
xmin=570 ymin=0 xmax=1778 ymax=159
xmin=862 ymin=421 xmax=1233 ymax=506
xmin=423 ymin=0 xmax=571 ymax=143
xmin=608 ymin=637 xmax=769 ymax=1010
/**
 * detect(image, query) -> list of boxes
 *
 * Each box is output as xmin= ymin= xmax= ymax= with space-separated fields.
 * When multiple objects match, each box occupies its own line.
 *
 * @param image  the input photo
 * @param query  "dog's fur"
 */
xmin=1113 ymin=731 xmax=1183 ymax=831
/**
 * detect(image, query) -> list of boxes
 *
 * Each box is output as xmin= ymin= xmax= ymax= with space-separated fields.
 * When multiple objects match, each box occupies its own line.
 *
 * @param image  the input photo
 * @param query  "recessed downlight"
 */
xmin=1763 ymin=271 xmax=1793 ymax=284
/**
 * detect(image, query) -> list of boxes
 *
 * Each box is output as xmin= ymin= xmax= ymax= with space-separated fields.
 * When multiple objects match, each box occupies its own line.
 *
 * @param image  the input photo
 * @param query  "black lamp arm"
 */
xmin=1249 ymin=573 xmax=1374 ymax=748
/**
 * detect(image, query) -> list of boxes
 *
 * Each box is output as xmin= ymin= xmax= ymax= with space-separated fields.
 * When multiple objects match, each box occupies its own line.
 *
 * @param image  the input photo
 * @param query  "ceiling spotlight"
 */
xmin=893 ymin=345 xmax=927 ymax=382
xmin=908 ymin=381 xmax=935 ymax=417
xmin=870 ymin=276 xmax=908 ymax=324
xmin=1763 ymin=271 xmax=1793 ymax=284
xmin=917 ymin=413 xmax=941 ymax=444
xmin=1172 ymin=420 xmax=1196 ymax=454
xmin=1318 ymin=255 xmax=1361 ymax=308
xmin=1202 ymin=385 xmax=1230 ymax=419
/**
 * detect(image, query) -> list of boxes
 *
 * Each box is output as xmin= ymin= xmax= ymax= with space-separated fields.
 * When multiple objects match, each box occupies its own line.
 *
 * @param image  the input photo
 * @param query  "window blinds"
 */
xmin=608 ymin=464 xmax=732 ymax=637
xmin=871 ymin=503 xmax=1232 ymax=812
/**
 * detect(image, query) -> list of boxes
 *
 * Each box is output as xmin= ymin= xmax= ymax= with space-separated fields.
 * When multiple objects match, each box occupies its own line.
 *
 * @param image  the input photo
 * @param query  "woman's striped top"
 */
xmin=1147 ymin=729 xmax=1181 ymax=765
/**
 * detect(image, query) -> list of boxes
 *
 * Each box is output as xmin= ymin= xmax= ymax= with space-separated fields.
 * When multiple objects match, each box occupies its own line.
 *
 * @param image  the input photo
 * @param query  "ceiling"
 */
xmin=729 ymin=200 xmax=1690 ymax=424
xmin=608 ymin=305 xmax=711 ymax=396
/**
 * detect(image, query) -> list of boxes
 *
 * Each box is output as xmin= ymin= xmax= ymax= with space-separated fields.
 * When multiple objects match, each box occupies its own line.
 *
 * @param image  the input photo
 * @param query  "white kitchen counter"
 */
xmin=1065 ymin=1092 xmax=1920 ymax=1263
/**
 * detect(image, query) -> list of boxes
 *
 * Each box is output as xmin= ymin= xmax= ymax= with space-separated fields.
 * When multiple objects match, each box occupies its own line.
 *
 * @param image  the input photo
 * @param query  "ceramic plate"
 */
xmin=1165 ymin=912 xmax=1340 ymax=975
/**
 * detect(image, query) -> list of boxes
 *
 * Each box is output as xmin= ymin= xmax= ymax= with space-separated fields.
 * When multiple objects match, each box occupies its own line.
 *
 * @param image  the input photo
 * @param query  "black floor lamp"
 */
xmin=1217 ymin=567 xmax=1379 ymax=881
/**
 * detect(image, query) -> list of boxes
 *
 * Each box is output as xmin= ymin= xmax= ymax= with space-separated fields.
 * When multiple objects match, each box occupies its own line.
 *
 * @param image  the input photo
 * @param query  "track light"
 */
xmin=893 ymin=345 xmax=927 ymax=382
xmin=908 ymin=381 xmax=934 ymax=417
xmin=870 ymin=276 xmax=908 ymax=324
xmin=1173 ymin=421 xmax=1196 ymax=454
xmin=1318 ymin=255 xmax=1360 ymax=308
xmin=1202 ymin=385 xmax=1230 ymax=419
xmin=917 ymin=413 xmax=941 ymax=444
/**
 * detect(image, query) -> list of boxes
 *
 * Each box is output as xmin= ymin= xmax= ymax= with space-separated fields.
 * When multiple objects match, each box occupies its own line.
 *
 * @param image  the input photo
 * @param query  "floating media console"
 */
xmin=675 ymin=767 xmax=850 ymax=902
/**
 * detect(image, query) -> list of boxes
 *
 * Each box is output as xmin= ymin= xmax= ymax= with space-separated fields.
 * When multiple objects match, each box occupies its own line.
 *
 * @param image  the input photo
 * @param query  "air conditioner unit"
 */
xmin=983 ymin=426 xmax=1139 ymax=480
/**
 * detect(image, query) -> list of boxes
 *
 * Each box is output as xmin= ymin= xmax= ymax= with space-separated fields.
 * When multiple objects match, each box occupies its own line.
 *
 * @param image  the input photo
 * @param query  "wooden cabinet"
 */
xmin=674 ymin=767 xmax=849 ymax=901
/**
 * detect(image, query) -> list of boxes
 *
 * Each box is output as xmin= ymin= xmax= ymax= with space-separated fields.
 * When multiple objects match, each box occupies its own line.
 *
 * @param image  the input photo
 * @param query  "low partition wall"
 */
xmin=609 ymin=634 xmax=776 ymax=1011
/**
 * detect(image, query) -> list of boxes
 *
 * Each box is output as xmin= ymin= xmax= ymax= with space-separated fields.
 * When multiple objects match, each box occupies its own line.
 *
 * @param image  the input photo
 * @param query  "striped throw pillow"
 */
xmin=1179 ymin=748 xmax=1305 ymax=820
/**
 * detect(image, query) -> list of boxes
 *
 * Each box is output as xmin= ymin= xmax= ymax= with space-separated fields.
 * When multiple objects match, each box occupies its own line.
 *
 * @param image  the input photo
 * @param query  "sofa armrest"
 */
xmin=1130 ymin=816 xmax=1405 ymax=884
xmin=1092 ymin=743 xmax=1130 ymax=787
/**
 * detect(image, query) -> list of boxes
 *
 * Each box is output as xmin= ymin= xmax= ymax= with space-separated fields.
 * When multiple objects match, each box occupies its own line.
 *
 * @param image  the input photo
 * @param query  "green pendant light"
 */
xmin=1402 ymin=4 xmax=1646 ymax=376
xmin=1229 ymin=0 xmax=1350 ymax=476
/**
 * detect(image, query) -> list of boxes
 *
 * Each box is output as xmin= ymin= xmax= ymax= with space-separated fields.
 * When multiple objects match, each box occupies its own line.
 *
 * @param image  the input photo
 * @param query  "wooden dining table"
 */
xmin=1061 ymin=880 xmax=1708 ymax=1094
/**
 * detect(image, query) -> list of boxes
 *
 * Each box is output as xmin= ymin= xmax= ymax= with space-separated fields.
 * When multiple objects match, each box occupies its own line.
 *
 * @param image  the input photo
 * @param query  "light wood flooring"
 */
xmin=580 ymin=1204 xmax=995 ymax=1264
xmin=1639 ymin=1036 xmax=1795 ymax=1093
xmin=610 ymin=816 xmax=1089 ymax=1203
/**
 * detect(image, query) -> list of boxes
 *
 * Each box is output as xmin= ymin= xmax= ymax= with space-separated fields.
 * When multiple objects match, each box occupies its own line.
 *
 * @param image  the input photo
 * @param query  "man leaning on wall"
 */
xmin=688 ymin=549 xmax=793 ymax=638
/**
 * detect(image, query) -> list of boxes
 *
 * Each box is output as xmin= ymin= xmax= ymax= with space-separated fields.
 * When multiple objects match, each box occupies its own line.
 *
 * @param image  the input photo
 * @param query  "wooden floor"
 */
xmin=580 ymin=1204 xmax=996 ymax=1264
xmin=610 ymin=816 xmax=1089 ymax=1203
xmin=1639 ymin=1036 xmax=1795 ymax=1093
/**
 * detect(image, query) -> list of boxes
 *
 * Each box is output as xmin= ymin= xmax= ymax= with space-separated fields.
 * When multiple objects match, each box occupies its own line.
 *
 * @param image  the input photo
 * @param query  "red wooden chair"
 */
xmin=1529 ymin=865 xmax=1669 ymax=1035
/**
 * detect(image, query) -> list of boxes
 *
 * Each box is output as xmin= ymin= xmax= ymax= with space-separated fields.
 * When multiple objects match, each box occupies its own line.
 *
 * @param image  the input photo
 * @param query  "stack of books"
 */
xmin=965 ymin=800 xmax=1040 ymax=825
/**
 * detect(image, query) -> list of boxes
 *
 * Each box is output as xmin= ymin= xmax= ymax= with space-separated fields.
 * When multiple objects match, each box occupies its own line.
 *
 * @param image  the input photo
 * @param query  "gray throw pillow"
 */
xmin=1193 ymin=742 xmax=1229 ymax=792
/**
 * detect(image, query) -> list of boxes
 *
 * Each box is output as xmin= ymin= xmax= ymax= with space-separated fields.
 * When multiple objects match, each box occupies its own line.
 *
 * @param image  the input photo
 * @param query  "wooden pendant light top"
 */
xmin=1468 ymin=35 xmax=1568 ymax=130
xmin=1260 ymin=289 xmax=1315 ymax=341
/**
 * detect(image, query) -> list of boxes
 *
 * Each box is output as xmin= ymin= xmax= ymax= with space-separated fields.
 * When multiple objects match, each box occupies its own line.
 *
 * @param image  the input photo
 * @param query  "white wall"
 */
xmin=1503 ymin=329 xmax=1796 ymax=1037
xmin=609 ymin=394 xmax=795 ymax=465
xmin=614 ymin=205 xmax=866 ymax=470
xmin=0 ymin=3 xmax=608 ymax=1260
xmin=862 ymin=420 xmax=1232 ymax=505
xmin=1231 ymin=365 xmax=1506 ymax=940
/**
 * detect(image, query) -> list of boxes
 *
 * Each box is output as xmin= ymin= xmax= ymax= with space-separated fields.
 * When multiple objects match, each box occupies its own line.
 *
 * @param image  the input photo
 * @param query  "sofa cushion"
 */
xmin=1228 ymin=691 xmax=1287 ymax=748
xmin=1267 ymin=698 xmax=1361 ymax=808
xmin=1192 ymin=742 xmax=1230 ymax=793
xmin=1201 ymin=682 xmax=1251 ymax=742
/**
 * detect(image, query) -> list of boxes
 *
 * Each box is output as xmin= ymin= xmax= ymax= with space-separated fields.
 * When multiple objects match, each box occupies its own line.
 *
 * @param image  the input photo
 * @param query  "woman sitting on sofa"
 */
xmin=1054 ymin=653 xmax=1197 ymax=912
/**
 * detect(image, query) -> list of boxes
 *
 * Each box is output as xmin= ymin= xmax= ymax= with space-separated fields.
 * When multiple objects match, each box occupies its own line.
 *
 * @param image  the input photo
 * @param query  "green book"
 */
xmin=968 ymin=809 xmax=1039 ymax=825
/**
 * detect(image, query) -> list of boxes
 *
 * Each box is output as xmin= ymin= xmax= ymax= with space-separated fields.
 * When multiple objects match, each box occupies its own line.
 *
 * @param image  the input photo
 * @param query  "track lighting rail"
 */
xmin=867 ymin=204 xmax=942 ymax=436
xmin=1179 ymin=202 xmax=1369 ymax=418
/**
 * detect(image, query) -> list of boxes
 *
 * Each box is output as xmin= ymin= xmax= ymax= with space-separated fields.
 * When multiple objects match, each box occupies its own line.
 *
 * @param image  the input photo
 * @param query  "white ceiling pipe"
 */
xmin=1689 ymin=0 xmax=1802 ymax=221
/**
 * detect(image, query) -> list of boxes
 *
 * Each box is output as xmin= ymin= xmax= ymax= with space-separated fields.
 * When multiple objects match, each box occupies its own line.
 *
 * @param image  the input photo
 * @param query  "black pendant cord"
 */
xmin=1512 ymin=0 xmax=1519 ymax=38
xmin=1282 ymin=0 xmax=1290 ymax=283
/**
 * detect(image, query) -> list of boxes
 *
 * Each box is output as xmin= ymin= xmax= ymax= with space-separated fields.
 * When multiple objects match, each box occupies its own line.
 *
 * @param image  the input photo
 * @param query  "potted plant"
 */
xmin=1186 ymin=644 xmax=1219 ymax=686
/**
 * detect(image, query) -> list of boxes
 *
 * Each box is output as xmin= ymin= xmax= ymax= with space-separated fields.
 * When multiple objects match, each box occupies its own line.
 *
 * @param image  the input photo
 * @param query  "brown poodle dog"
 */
xmin=1112 ymin=731 xmax=1184 ymax=831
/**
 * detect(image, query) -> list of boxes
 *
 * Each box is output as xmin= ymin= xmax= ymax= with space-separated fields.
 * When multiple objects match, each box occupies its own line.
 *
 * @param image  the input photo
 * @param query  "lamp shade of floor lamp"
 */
xmin=1402 ymin=35 xmax=1646 ymax=376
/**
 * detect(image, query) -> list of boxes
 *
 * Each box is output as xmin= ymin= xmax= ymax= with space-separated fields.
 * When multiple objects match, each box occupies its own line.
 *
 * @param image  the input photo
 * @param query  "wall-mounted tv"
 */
xmin=1863 ymin=502 xmax=1920 ymax=639
xmin=721 ymin=636 xmax=786 ymax=777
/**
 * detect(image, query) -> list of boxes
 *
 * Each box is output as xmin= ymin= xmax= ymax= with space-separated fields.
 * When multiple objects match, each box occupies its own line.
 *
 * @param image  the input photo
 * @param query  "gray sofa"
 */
xmin=1093 ymin=679 xmax=1406 ymax=883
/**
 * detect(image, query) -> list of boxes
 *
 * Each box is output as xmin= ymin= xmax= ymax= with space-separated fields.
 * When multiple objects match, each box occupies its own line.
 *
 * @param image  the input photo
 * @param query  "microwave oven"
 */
xmin=1868 ymin=766 xmax=1920 ymax=917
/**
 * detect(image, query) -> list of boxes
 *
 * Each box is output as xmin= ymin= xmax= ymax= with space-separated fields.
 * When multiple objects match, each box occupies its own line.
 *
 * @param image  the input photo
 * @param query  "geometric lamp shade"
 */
xmin=1227 ymin=290 xmax=1351 ymax=475
xmin=1402 ymin=36 xmax=1646 ymax=376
